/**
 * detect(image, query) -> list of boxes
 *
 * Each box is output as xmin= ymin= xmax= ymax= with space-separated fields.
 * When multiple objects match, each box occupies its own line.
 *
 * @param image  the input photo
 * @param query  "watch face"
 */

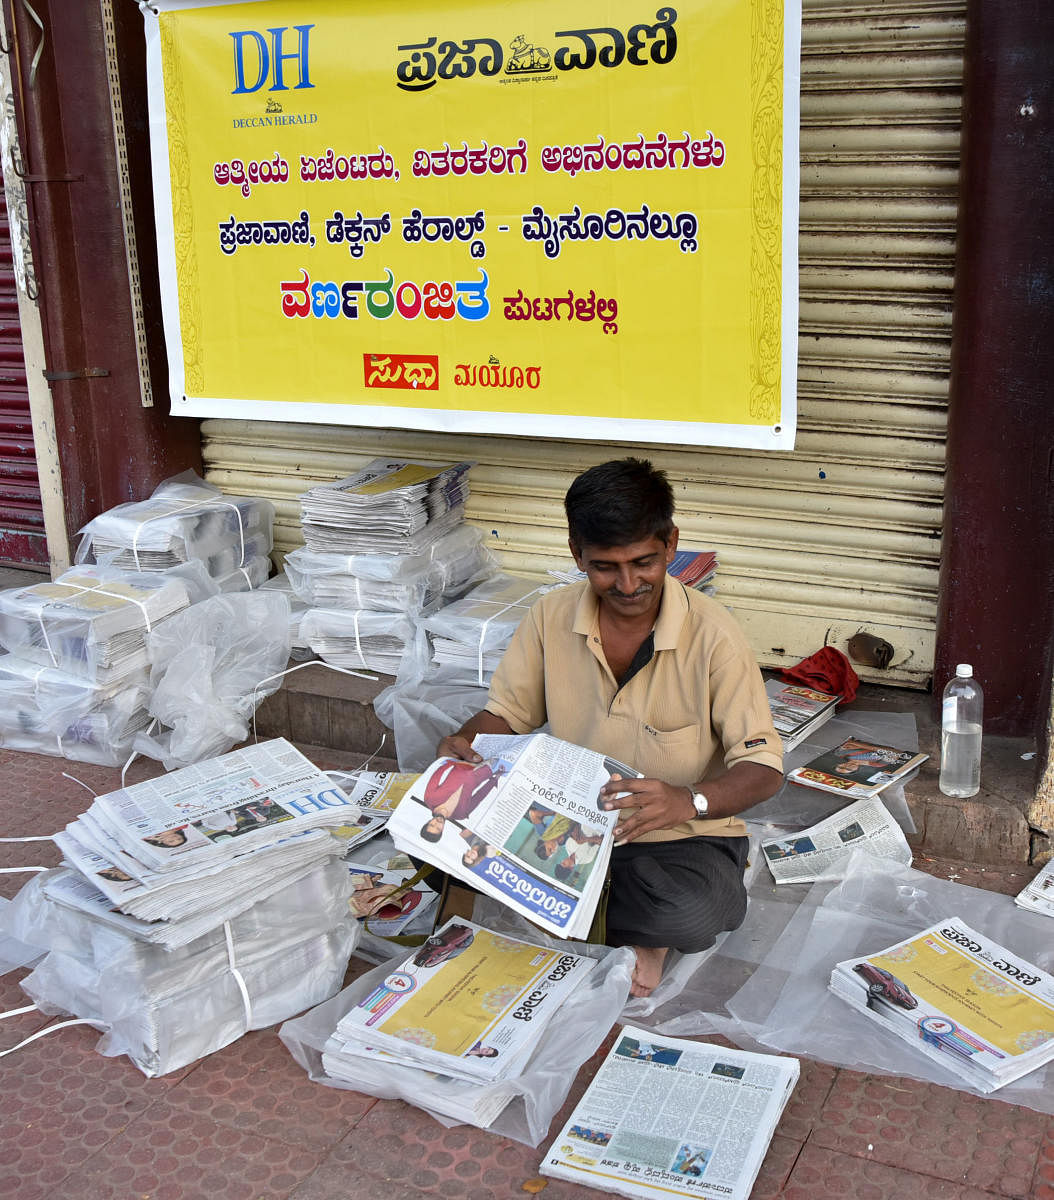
xmin=692 ymin=793 xmax=708 ymax=816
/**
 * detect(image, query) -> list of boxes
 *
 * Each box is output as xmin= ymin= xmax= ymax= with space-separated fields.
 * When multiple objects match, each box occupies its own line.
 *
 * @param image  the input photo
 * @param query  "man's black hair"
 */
xmin=420 ymin=819 xmax=444 ymax=843
xmin=564 ymin=457 xmax=675 ymax=551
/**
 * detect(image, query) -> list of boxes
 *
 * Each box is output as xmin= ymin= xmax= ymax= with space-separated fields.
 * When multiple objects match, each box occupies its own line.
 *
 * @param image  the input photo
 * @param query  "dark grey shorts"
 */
xmin=606 ymin=834 xmax=750 ymax=953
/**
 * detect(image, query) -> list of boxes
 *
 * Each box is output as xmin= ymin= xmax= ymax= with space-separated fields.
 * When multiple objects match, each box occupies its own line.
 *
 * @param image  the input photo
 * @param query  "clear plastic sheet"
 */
xmin=300 ymin=608 xmax=430 ymax=680
xmin=213 ymin=555 xmax=272 ymax=593
xmin=743 ymin=711 xmax=918 ymax=834
xmin=279 ymin=940 xmax=634 ymax=1145
xmin=373 ymin=669 xmax=491 ymax=770
xmin=132 ymin=591 xmax=292 ymax=769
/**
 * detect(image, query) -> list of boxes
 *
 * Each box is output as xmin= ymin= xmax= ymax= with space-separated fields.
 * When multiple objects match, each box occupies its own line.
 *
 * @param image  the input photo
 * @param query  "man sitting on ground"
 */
xmin=438 ymin=458 xmax=784 ymax=997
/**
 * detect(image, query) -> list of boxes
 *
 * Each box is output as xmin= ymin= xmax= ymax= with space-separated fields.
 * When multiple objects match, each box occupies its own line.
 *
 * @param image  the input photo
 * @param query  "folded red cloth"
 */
xmin=779 ymin=646 xmax=859 ymax=705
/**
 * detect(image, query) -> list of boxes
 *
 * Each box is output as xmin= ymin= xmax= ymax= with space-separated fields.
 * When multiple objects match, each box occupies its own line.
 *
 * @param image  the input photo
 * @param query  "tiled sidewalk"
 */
xmin=1 ymin=745 xmax=1051 ymax=1200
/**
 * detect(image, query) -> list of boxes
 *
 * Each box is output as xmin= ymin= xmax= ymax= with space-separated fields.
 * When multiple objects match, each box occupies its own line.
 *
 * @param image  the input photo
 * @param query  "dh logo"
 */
xmin=230 ymin=25 xmax=315 ymax=94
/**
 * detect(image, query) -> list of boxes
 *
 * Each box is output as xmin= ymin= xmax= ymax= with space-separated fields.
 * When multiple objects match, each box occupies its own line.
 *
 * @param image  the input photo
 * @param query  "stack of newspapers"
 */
xmin=5 ymin=858 xmax=357 ymax=1076
xmin=76 ymin=473 xmax=275 ymax=589
xmin=0 ymin=564 xmax=207 ymax=766
xmin=829 ymin=917 xmax=1054 ymax=1091
xmin=388 ymin=732 xmax=625 ymax=939
xmin=303 ymin=919 xmax=600 ymax=1126
xmin=422 ymin=573 xmax=555 ymax=684
xmin=298 ymin=459 xmax=472 ymax=556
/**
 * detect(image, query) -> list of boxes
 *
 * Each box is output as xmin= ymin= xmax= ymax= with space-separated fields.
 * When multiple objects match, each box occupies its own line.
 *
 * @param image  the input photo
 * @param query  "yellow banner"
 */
xmin=148 ymin=0 xmax=799 ymax=448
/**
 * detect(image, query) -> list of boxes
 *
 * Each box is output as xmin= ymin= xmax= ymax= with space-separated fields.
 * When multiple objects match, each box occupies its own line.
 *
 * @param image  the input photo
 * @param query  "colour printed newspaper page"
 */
xmin=329 ymin=918 xmax=597 ymax=1083
xmin=541 ymin=1026 xmax=799 ymax=1200
xmin=786 ymin=736 xmax=928 ymax=799
xmin=324 ymin=770 xmax=421 ymax=850
xmin=1014 ymin=860 xmax=1054 ymax=919
xmin=829 ymin=917 xmax=1054 ymax=1091
xmin=761 ymin=795 xmax=912 ymax=884
xmin=387 ymin=732 xmax=631 ymax=938
xmin=764 ymin=679 xmax=840 ymax=750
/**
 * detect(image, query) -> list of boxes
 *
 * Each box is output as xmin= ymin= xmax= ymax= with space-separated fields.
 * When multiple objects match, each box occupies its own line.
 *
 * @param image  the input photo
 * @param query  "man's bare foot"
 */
xmin=630 ymin=946 xmax=669 ymax=998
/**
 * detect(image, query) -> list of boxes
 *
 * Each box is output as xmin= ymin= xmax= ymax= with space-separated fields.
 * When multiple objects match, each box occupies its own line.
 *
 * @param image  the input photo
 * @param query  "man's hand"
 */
xmin=599 ymin=775 xmax=694 ymax=844
xmin=435 ymin=734 xmax=482 ymax=763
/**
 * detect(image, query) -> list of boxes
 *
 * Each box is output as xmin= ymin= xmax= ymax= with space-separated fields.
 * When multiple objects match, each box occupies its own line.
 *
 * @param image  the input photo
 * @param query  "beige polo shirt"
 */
xmin=485 ymin=576 xmax=783 ymax=842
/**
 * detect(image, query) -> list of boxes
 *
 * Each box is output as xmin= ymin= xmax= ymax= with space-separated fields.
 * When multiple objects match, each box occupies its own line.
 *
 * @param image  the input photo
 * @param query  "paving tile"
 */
xmin=164 ymin=1025 xmax=378 ymax=1152
xmin=812 ymin=1069 xmax=1045 ymax=1197
xmin=1033 ymin=1122 xmax=1054 ymax=1200
xmin=58 ymin=1104 xmax=324 ymax=1200
xmin=775 ymin=1057 xmax=839 ymax=1142
xmin=750 ymin=1131 xmax=804 ymax=1198
xmin=782 ymin=1142 xmax=1003 ymax=1199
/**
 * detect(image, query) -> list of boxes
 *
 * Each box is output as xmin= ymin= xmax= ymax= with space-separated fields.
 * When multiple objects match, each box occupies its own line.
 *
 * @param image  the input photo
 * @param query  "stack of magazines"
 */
xmin=668 ymin=547 xmax=718 ymax=593
xmin=388 ymin=732 xmax=624 ymax=939
xmin=4 ymin=857 xmax=357 ymax=1076
xmin=298 ymin=459 xmax=472 ymax=556
xmin=787 ymin=736 xmax=928 ymax=799
xmin=1014 ymin=860 xmax=1054 ymax=918
xmin=75 ymin=472 xmax=274 ymax=582
xmin=301 ymin=918 xmax=600 ymax=1126
xmin=765 ymin=679 xmax=841 ymax=750
xmin=422 ymin=573 xmax=555 ymax=684
xmin=50 ymin=739 xmax=364 ymax=941
xmin=829 ymin=917 xmax=1054 ymax=1092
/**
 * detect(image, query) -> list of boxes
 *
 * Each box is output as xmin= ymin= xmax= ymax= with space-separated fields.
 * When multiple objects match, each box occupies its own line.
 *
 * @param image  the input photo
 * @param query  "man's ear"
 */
xmin=665 ymin=526 xmax=679 ymax=564
xmin=568 ymin=537 xmax=584 ymax=569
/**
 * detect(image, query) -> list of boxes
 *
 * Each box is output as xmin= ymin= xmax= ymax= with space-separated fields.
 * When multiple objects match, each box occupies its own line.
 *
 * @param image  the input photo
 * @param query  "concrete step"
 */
xmin=255 ymin=663 xmax=1041 ymax=865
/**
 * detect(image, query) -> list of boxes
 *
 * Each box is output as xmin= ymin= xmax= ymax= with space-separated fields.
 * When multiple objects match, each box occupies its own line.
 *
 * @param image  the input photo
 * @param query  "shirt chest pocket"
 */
xmin=634 ymin=721 xmax=706 ymax=785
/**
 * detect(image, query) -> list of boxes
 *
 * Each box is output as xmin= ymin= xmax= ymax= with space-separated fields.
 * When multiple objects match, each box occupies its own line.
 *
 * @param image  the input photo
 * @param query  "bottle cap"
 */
xmin=956 ymin=663 xmax=972 ymax=677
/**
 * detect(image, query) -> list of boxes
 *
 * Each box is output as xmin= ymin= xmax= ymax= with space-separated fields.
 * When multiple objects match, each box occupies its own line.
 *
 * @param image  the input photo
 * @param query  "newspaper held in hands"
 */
xmin=761 ymin=795 xmax=912 ymax=884
xmin=387 ymin=732 xmax=633 ymax=939
xmin=541 ymin=1026 xmax=799 ymax=1200
xmin=829 ymin=917 xmax=1054 ymax=1092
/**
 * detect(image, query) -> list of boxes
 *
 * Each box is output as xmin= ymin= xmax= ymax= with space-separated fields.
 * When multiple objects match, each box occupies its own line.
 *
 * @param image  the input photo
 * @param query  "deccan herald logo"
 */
xmin=229 ymin=24 xmax=315 ymax=93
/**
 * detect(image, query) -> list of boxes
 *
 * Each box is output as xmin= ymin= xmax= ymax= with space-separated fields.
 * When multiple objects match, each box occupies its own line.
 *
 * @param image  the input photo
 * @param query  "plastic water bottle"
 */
xmin=939 ymin=664 xmax=983 ymax=798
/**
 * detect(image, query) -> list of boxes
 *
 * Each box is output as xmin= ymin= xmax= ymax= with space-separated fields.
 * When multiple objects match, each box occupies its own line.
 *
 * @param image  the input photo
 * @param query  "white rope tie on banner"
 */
xmin=223 ymin=920 xmax=254 ymax=1029
xmin=128 ymin=495 xmax=246 ymax=571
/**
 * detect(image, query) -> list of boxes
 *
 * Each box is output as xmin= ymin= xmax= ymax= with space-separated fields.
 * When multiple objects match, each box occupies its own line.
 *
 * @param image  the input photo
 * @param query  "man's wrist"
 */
xmin=682 ymin=786 xmax=697 ymax=820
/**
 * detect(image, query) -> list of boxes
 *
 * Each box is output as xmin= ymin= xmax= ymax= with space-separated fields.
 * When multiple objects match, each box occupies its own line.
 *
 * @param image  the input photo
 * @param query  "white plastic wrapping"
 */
xmin=299 ymin=607 xmax=429 ymax=679
xmin=373 ymin=670 xmax=492 ymax=770
xmin=132 ymin=590 xmax=292 ymax=769
xmin=213 ymin=555 xmax=272 ymax=593
xmin=76 ymin=471 xmax=275 ymax=573
xmin=0 ymin=563 xmax=215 ymax=684
xmin=260 ymin=573 xmax=314 ymax=659
xmin=280 ymin=941 xmax=634 ymax=1145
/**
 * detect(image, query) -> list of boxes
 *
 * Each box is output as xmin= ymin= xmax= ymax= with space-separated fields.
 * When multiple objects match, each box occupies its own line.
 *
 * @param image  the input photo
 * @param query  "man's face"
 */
xmin=571 ymin=531 xmax=678 ymax=621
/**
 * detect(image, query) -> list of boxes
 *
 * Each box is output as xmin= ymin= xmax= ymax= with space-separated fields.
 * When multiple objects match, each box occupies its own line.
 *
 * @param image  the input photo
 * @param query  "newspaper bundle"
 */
xmin=1014 ymin=859 xmax=1054 ymax=918
xmin=765 ymin=679 xmax=840 ymax=751
xmin=75 ymin=473 xmax=274 ymax=575
xmin=542 ymin=1027 xmax=799 ymax=1199
xmin=3 ymin=860 xmax=357 ymax=1076
xmin=298 ymin=608 xmax=425 ymax=675
xmin=52 ymin=739 xmax=362 ymax=935
xmin=422 ymin=573 xmax=558 ymax=684
xmin=388 ymin=732 xmax=626 ymax=939
xmin=260 ymin=573 xmax=314 ymax=659
xmin=761 ymin=795 xmax=912 ymax=884
xmin=298 ymin=459 xmax=472 ymax=555
xmin=0 ymin=565 xmax=202 ymax=684
xmin=829 ymin=917 xmax=1054 ymax=1091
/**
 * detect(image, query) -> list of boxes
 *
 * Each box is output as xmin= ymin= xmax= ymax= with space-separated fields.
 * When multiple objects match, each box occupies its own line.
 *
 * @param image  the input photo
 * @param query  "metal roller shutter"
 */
xmin=202 ymin=0 xmax=964 ymax=690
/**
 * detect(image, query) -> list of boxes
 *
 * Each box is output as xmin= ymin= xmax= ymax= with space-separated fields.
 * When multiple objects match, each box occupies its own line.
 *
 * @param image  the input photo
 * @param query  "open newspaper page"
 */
xmin=542 ymin=1026 xmax=799 ymax=1200
xmin=388 ymin=732 xmax=631 ymax=938
xmin=329 ymin=918 xmax=596 ymax=1083
xmin=830 ymin=917 xmax=1054 ymax=1091
xmin=326 ymin=770 xmax=420 ymax=851
xmin=761 ymin=795 xmax=912 ymax=884
xmin=1014 ymin=859 xmax=1054 ymax=918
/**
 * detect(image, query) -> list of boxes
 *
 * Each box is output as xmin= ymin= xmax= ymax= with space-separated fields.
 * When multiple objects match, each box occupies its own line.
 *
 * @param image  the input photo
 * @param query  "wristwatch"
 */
xmin=686 ymin=789 xmax=709 ymax=817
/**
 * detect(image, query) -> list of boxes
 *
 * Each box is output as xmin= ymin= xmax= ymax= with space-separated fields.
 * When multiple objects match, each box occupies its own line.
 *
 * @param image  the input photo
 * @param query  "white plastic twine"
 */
xmin=474 ymin=589 xmax=544 ymax=686
xmin=352 ymin=610 xmax=367 ymax=669
xmin=0 ymin=1016 xmax=102 ymax=1059
xmin=119 ymin=716 xmax=159 ymax=789
xmin=223 ymin=921 xmax=254 ymax=1028
xmin=0 ymin=830 xmax=60 ymax=874
xmin=128 ymin=496 xmax=246 ymax=571
xmin=34 ymin=580 xmax=153 ymax=668
xmin=248 ymin=659 xmax=377 ymax=744
xmin=323 ymin=733 xmax=388 ymax=783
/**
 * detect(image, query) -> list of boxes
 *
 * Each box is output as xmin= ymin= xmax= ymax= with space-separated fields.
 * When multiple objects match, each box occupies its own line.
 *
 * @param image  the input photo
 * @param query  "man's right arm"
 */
xmin=437 ymin=710 xmax=515 ymax=762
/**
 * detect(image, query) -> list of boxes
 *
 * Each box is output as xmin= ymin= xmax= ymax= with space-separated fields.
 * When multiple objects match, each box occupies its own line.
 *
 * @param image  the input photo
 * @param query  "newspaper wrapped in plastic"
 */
xmin=422 ymin=573 xmax=557 ymax=684
xmin=260 ymin=573 xmax=314 ymax=659
xmin=280 ymin=928 xmax=633 ymax=1145
xmin=0 ymin=654 xmax=152 ymax=766
xmin=213 ymin=554 xmax=272 ymax=592
xmin=76 ymin=471 xmax=274 ymax=574
xmin=132 ymin=591 xmax=292 ymax=770
xmin=0 ymin=563 xmax=213 ymax=684
xmin=6 ymin=861 xmax=358 ymax=1076
xmin=284 ymin=524 xmax=496 ymax=613
xmin=299 ymin=459 xmax=472 ymax=554
xmin=373 ymin=670 xmax=491 ymax=771
xmin=299 ymin=607 xmax=429 ymax=677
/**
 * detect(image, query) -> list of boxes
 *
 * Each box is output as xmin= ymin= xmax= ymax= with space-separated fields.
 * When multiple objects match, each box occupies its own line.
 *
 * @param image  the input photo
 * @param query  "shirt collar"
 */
xmin=572 ymin=574 xmax=688 ymax=649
